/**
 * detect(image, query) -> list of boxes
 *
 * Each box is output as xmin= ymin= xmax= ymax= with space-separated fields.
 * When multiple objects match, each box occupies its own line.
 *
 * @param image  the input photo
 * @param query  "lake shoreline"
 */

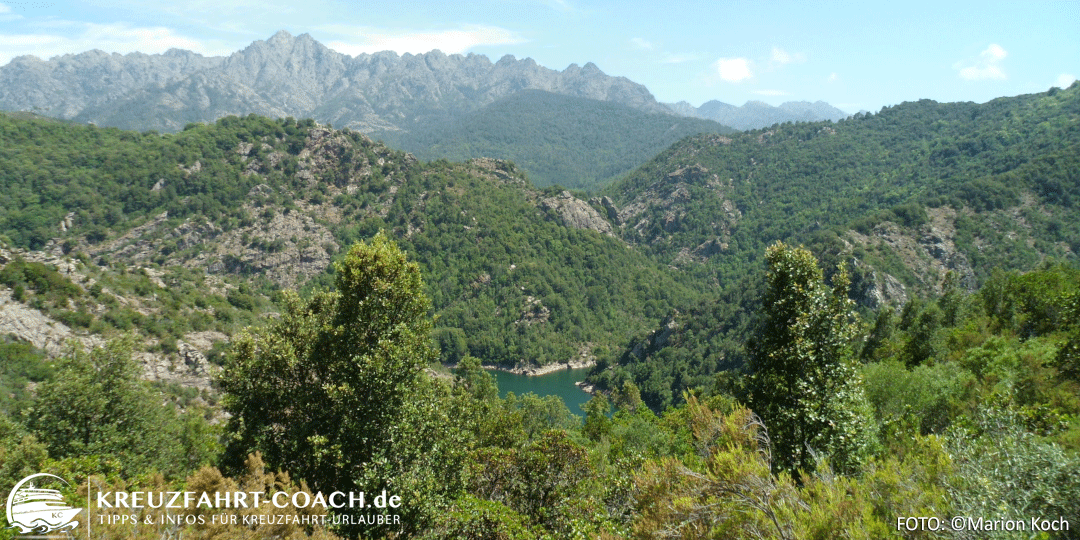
xmin=483 ymin=358 xmax=596 ymax=377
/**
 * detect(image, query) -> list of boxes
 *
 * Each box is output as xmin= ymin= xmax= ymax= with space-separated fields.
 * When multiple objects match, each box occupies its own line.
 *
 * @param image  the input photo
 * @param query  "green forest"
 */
xmin=375 ymin=90 xmax=735 ymax=191
xmin=1 ymin=83 xmax=1079 ymax=539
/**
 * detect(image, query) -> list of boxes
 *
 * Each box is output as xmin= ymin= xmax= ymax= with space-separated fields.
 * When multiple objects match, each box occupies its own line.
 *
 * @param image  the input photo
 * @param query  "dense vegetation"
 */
xmin=376 ymin=90 xmax=736 ymax=190
xmin=3 ymin=237 xmax=1078 ymax=539
xmin=588 ymin=83 xmax=1080 ymax=407
xmin=0 ymin=112 xmax=705 ymax=369
xmin=604 ymin=83 xmax=1080 ymax=283
xmin=2 ymin=83 xmax=1080 ymax=538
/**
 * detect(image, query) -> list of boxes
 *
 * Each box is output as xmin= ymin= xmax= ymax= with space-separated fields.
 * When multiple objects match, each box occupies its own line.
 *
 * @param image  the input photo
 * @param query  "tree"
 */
xmin=29 ymin=336 xmax=189 ymax=477
xmin=220 ymin=232 xmax=439 ymax=507
xmin=746 ymin=242 xmax=875 ymax=475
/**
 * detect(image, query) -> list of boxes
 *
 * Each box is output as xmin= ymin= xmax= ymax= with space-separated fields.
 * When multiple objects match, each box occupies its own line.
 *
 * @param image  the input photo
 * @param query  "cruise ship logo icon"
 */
xmin=5 ymin=473 xmax=82 ymax=535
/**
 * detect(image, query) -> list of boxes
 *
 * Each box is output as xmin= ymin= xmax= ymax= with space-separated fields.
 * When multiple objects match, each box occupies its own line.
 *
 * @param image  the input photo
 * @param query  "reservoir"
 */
xmin=489 ymin=367 xmax=593 ymax=417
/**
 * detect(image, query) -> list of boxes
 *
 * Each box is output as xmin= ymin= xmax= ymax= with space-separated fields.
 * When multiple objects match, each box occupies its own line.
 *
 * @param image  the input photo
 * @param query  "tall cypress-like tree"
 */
xmin=746 ymin=242 xmax=875 ymax=475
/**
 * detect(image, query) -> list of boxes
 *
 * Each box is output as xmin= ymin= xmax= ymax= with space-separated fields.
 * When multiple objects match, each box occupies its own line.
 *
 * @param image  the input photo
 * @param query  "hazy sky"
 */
xmin=0 ymin=0 xmax=1076 ymax=113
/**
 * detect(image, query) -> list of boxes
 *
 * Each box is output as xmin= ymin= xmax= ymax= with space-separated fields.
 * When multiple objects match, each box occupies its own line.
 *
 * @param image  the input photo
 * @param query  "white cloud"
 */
xmin=771 ymin=46 xmax=805 ymax=65
xmin=827 ymin=72 xmax=839 ymax=83
xmin=0 ymin=2 xmax=22 ymax=22
xmin=753 ymin=89 xmax=788 ymax=96
xmin=955 ymin=43 xmax=1007 ymax=81
xmin=0 ymin=23 xmax=229 ymax=65
xmin=630 ymin=37 xmax=654 ymax=51
xmin=325 ymin=25 xmax=523 ymax=56
xmin=714 ymin=57 xmax=752 ymax=83
xmin=1055 ymin=73 xmax=1076 ymax=88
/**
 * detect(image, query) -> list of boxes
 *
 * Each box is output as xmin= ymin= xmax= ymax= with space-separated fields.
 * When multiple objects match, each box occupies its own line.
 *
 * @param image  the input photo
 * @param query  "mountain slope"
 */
xmin=666 ymin=99 xmax=850 ymax=130
xmin=377 ymin=90 xmax=737 ymax=189
xmin=588 ymin=83 xmax=1080 ymax=409
xmin=608 ymin=84 xmax=1079 ymax=282
xmin=0 ymin=113 xmax=708 ymax=373
xmin=0 ymin=31 xmax=665 ymax=134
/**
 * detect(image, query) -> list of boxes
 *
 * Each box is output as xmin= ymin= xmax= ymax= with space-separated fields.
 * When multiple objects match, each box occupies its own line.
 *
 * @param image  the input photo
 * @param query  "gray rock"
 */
xmin=1 ymin=31 xmax=665 ymax=134
xmin=539 ymin=191 xmax=614 ymax=236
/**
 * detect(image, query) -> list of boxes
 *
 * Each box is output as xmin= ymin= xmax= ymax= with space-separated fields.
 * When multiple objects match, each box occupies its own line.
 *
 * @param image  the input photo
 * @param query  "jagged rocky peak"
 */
xmin=0 ymin=30 xmax=667 ymax=132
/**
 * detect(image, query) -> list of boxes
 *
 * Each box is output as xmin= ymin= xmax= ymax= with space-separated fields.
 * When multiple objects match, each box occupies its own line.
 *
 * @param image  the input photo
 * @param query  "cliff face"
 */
xmin=0 ymin=31 xmax=664 ymax=133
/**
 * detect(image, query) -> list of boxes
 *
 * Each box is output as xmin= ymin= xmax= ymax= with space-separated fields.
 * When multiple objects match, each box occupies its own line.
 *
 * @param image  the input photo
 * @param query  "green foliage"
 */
xmin=0 ymin=337 xmax=52 ymax=414
xmin=221 ymin=233 xmax=451 ymax=533
xmin=378 ymin=90 xmax=735 ymax=190
xmin=502 ymin=392 xmax=580 ymax=442
xmin=630 ymin=396 xmax=960 ymax=540
xmin=605 ymin=84 xmax=1080 ymax=287
xmin=26 ymin=337 xmax=212 ymax=478
xmin=425 ymin=495 xmax=541 ymax=540
xmin=582 ymin=394 xmax=613 ymax=442
xmin=981 ymin=263 xmax=1080 ymax=336
xmin=862 ymin=359 xmax=974 ymax=439
xmin=946 ymin=403 xmax=1080 ymax=538
xmin=386 ymin=160 xmax=709 ymax=369
xmin=0 ymin=257 xmax=82 ymax=307
xmin=465 ymin=430 xmax=600 ymax=537
xmin=746 ymin=242 xmax=875 ymax=475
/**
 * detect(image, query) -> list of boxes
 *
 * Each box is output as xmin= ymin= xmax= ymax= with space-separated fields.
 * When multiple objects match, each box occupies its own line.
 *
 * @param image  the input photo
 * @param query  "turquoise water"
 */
xmin=489 ymin=367 xmax=593 ymax=417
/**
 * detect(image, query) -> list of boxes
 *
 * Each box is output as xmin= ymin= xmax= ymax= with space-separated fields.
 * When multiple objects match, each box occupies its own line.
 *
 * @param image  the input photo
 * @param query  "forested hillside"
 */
xmin=2 ymin=83 xmax=1080 ymax=539
xmin=376 ymin=90 xmax=735 ymax=190
xmin=0 ymin=112 xmax=707 ymax=372
xmin=585 ymin=83 xmax=1080 ymax=415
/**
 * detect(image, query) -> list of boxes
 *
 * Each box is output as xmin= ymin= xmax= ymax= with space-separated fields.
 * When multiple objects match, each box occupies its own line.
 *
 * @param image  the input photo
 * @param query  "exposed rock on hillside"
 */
xmin=613 ymin=162 xmax=740 ymax=252
xmin=539 ymin=191 xmax=615 ymax=236
xmin=847 ymin=258 xmax=909 ymax=310
xmin=845 ymin=206 xmax=976 ymax=296
xmin=0 ymin=289 xmax=96 ymax=355
xmin=0 ymin=245 xmax=221 ymax=395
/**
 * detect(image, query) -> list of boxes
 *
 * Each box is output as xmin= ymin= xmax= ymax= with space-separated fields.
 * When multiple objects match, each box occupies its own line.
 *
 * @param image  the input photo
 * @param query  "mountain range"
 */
xmin=0 ymin=30 xmax=665 ymax=134
xmin=0 ymin=30 xmax=849 ymax=134
xmin=1 ymin=31 xmax=850 ymax=188
xmin=664 ymin=99 xmax=851 ymax=130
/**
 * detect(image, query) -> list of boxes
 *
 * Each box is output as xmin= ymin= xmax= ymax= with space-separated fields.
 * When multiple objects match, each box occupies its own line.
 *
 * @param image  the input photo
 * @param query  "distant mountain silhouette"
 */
xmin=665 ymin=99 xmax=850 ymax=130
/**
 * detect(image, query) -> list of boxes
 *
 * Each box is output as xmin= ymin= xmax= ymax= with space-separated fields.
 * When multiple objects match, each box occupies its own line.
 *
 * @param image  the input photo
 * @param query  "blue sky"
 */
xmin=0 ymin=0 xmax=1076 ymax=113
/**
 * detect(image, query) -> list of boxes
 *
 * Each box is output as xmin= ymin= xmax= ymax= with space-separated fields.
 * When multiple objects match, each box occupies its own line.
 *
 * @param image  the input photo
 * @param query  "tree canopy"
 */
xmin=746 ymin=242 xmax=875 ymax=474
xmin=220 ymin=232 xmax=436 ymax=495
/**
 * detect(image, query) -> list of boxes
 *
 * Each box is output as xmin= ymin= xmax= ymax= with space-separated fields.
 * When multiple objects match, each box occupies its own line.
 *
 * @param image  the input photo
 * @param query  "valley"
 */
xmin=1 ymin=30 xmax=1078 ymax=539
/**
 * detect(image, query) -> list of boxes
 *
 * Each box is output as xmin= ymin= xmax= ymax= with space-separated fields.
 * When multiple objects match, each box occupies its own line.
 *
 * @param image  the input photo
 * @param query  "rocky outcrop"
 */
xmin=0 ymin=289 xmax=101 ymax=355
xmin=613 ymin=161 xmax=740 ymax=254
xmin=539 ymin=191 xmax=614 ymax=236
xmin=845 ymin=206 xmax=976 ymax=298
xmin=139 ymin=340 xmax=214 ymax=393
xmin=628 ymin=311 xmax=679 ymax=361
xmin=515 ymin=295 xmax=551 ymax=326
xmin=848 ymin=258 xmax=909 ymax=310
xmin=0 ymin=245 xmax=221 ymax=394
